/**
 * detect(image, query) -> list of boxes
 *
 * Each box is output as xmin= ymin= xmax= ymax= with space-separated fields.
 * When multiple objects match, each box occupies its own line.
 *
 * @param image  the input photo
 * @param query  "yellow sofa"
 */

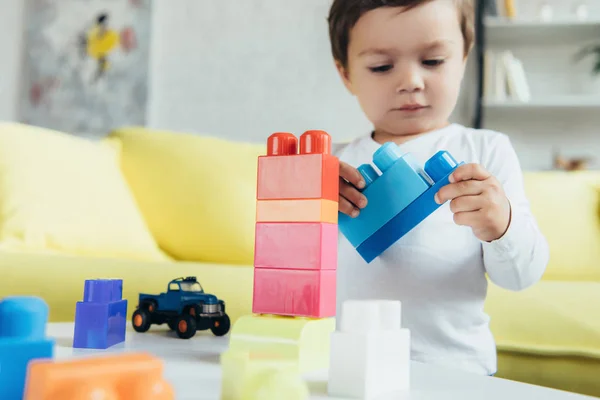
xmin=0 ymin=122 xmax=258 ymax=325
xmin=0 ymin=123 xmax=598 ymax=397
xmin=485 ymin=170 xmax=600 ymax=397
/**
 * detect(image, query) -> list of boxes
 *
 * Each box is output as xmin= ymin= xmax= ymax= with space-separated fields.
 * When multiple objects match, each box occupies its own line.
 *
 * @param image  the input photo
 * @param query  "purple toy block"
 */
xmin=73 ymin=279 xmax=127 ymax=349
xmin=0 ymin=296 xmax=54 ymax=400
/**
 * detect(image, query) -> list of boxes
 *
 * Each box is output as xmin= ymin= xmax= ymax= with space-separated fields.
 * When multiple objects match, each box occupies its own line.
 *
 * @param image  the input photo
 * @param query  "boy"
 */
xmin=327 ymin=0 xmax=549 ymax=376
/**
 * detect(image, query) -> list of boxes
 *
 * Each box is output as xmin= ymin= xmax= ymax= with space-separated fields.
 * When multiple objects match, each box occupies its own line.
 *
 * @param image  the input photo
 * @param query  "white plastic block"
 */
xmin=328 ymin=300 xmax=410 ymax=399
xmin=327 ymin=329 xmax=410 ymax=398
xmin=376 ymin=300 xmax=401 ymax=331
xmin=340 ymin=300 xmax=401 ymax=332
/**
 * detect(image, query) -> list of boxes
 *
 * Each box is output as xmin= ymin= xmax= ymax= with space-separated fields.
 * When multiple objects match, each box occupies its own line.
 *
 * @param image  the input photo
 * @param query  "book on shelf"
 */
xmin=483 ymin=50 xmax=531 ymax=104
xmin=483 ymin=0 xmax=517 ymax=19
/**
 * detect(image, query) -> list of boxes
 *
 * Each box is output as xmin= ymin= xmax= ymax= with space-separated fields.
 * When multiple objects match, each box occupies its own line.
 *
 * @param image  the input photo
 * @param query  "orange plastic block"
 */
xmin=256 ymin=198 xmax=338 ymax=223
xmin=256 ymin=130 xmax=339 ymax=201
xmin=24 ymin=352 xmax=174 ymax=399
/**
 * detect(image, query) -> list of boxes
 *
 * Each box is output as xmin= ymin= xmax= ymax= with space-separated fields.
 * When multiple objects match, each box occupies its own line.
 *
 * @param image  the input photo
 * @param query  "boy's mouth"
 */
xmin=394 ymin=103 xmax=428 ymax=111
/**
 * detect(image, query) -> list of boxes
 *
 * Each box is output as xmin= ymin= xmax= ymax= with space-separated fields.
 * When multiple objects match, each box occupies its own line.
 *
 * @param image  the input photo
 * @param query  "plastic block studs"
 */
xmin=24 ymin=352 xmax=174 ymax=399
xmin=328 ymin=300 xmax=411 ymax=399
xmin=73 ymin=279 xmax=128 ymax=349
xmin=257 ymin=131 xmax=338 ymax=201
xmin=339 ymin=143 xmax=462 ymax=263
xmin=252 ymin=130 xmax=339 ymax=318
xmin=0 ymin=296 xmax=54 ymax=400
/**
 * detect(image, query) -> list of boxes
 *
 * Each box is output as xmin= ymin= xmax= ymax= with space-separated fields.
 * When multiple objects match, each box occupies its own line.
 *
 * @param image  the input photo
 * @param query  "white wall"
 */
xmin=0 ymin=0 xmax=25 ymax=122
xmin=0 ymin=0 xmax=470 ymax=143
xmin=147 ymin=1 xmax=367 ymax=143
xmin=2 ymin=0 xmax=597 ymax=170
xmin=147 ymin=0 xmax=471 ymax=143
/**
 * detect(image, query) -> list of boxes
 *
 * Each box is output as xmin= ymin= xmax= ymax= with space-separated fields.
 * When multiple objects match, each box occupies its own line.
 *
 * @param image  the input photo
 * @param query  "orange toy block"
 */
xmin=256 ymin=198 xmax=338 ymax=223
xmin=256 ymin=130 xmax=339 ymax=201
xmin=24 ymin=352 xmax=174 ymax=399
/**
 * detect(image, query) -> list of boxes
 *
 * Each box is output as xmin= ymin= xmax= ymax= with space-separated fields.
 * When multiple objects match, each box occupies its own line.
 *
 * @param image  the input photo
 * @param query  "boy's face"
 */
xmin=337 ymin=0 xmax=467 ymax=139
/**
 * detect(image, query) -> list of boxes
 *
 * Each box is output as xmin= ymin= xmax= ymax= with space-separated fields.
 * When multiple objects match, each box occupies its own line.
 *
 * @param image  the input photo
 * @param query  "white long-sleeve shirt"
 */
xmin=332 ymin=123 xmax=549 ymax=376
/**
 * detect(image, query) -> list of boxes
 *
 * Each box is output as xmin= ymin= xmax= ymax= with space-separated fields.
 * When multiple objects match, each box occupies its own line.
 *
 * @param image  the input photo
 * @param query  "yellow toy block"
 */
xmin=228 ymin=314 xmax=335 ymax=373
xmin=220 ymin=350 xmax=308 ymax=400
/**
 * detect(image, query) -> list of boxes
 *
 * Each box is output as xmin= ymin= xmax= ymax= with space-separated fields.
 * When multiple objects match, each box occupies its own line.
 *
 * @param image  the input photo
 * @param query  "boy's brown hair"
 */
xmin=328 ymin=0 xmax=475 ymax=68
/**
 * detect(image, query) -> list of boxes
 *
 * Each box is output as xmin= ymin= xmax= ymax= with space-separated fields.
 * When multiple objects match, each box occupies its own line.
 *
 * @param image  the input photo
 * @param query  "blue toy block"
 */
xmin=73 ymin=279 xmax=127 ymax=349
xmin=338 ymin=143 xmax=433 ymax=247
xmin=0 ymin=296 xmax=54 ymax=400
xmin=339 ymin=145 xmax=462 ymax=263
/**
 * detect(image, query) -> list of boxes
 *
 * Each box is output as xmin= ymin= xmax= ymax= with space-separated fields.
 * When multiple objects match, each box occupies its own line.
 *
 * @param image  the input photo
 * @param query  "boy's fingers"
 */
xmin=339 ymin=195 xmax=360 ymax=217
xmin=340 ymin=162 xmax=366 ymax=189
xmin=449 ymin=194 xmax=482 ymax=214
xmin=340 ymin=179 xmax=368 ymax=209
xmin=449 ymin=163 xmax=491 ymax=183
xmin=435 ymin=180 xmax=483 ymax=204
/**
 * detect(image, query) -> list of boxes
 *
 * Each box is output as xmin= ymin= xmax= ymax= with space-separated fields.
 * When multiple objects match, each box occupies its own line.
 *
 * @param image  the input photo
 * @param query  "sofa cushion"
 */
xmin=0 ymin=250 xmax=254 ymax=325
xmin=0 ymin=123 xmax=167 ymax=261
xmin=485 ymin=281 xmax=600 ymax=397
xmin=108 ymin=127 xmax=265 ymax=265
xmin=522 ymin=171 xmax=600 ymax=281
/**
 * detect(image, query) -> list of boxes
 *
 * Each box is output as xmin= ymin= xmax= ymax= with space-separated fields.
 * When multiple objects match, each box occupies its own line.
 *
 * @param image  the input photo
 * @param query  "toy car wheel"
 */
xmin=210 ymin=314 xmax=231 ymax=336
xmin=175 ymin=314 xmax=197 ymax=339
xmin=183 ymin=304 xmax=202 ymax=317
xmin=141 ymin=299 xmax=158 ymax=313
xmin=132 ymin=309 xmax=151 ymax=333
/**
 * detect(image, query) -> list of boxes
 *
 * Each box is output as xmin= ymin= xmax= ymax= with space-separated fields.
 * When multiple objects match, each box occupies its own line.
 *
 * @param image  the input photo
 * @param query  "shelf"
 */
xmin=484 ymin=96 xmax=600 ymax=109
xmin=484 ymin=17 xmax=600 ymax=45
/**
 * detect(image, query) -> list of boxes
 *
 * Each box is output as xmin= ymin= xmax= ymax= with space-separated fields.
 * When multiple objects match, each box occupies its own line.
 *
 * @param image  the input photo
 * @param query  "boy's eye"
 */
xmin=369 ymin=65 xmax=393 ymax=73
xmin=423 ymin=59 xmax=444 ymax=67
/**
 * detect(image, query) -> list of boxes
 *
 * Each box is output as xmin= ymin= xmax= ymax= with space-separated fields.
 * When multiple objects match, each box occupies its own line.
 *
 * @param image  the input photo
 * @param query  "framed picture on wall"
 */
xmin=19 ymin=0 xmax=153 ymax=138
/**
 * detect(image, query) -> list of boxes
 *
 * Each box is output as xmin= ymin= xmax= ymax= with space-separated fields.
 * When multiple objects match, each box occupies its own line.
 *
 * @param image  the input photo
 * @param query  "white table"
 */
xmin=47 ymin=323 xmax=594 ymax=400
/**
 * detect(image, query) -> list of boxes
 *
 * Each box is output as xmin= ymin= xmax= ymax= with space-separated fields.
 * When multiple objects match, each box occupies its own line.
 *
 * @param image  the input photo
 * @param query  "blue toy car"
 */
xmin=131 ymin=276 xmax=230 ymax=339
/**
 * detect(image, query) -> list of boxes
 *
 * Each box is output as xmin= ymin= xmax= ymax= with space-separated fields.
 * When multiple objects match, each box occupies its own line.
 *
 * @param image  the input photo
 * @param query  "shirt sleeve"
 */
xmin=480 ymin=133 xmax=550 ymax=291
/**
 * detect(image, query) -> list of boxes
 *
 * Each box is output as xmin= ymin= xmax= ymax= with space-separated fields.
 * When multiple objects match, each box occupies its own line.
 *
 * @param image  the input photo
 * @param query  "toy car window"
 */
xmin=169 ymin=283 xmax=179 ymax=291
xmin=180 ymin=282 xmax=203 ymax=292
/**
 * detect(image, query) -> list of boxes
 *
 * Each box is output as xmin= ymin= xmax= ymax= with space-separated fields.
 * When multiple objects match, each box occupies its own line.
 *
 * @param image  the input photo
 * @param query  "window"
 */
xmin=180 ymin=282 xmax=203 ymax=292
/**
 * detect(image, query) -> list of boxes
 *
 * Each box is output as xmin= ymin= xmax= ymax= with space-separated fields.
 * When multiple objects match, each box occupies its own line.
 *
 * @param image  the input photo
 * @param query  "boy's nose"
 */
xmin=395 ymin=66 xmax=424 ymax=93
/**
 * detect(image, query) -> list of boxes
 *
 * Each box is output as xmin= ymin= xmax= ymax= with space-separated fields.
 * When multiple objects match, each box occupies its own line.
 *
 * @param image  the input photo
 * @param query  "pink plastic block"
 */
xmin=254 ymin=222 xmax=337 ymax=270
xmin=256 ymin=131 xmax=339 ymax=202
xmin=252 ymin=268 xmax=336 ymax=318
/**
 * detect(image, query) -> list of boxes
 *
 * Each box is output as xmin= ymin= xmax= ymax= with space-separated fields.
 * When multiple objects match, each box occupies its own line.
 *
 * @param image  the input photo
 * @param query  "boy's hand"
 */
xmin=339 ymin=161 xmax=367 ymax=217
xmin=434 ymin=163 xmax=511 ymax=242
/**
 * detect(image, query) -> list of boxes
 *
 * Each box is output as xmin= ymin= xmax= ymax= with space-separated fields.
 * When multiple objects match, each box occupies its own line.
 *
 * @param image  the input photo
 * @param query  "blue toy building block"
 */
xmin=338 ymin=143 xmax=433 ymax=248
xmin=73 ymin=279 xmax=127 ymax=349
xmin=0 ymin=296 xmax=54 ymax=400
xmin=339 ymin=145 xmax=462 ymax=263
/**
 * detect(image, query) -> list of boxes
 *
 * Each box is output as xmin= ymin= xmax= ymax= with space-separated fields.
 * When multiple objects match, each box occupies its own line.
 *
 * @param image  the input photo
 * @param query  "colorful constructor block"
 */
xmin=0 ymin=296 xmax=54 ymax=400
xmin=252 ymin=130 xmax=339 ymax=317
xmin=220 ymin=350 xmax=309 ymax=400
xmin=24 ymin=352 xmax=174 ymax=399
xmin=328 ymin=300 xmax=411 ymax=398
xmin=226 ymin=130 xmax=340 ymax=397
xmin=73 ymin=279 xmax=128 ymax=349
xmin=256 ymin=131 xmax=338 ymax=202
xmin=339 ymin=143 xmax=463 ymax=263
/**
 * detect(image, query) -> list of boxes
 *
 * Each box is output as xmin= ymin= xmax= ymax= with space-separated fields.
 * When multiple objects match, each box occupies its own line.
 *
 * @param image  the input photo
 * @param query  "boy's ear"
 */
xmin=335 ymin=60 xmax=355 ymax=95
